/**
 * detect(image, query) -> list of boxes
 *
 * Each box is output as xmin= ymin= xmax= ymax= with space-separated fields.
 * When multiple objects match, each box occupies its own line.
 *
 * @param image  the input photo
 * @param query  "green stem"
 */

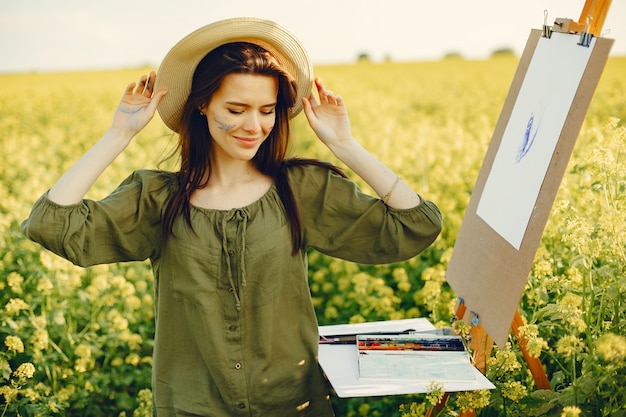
xmin=545 ymin=350 xmax=569 ymax=376
xmin=571 ymin=353 xmax=578 ymax=405
xmin=1 ymin=402 xmax=8 ymax=417
xmin=585 ymin=267 xmax=595 ymax=355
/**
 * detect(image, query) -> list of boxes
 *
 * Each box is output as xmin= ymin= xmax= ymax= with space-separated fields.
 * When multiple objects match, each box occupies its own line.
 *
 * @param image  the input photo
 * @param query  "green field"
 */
xmin=1 ymin=56 xmax=625 ymax=416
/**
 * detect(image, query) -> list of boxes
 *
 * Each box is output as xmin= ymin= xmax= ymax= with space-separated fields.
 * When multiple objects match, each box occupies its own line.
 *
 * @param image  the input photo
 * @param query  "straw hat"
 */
xmin=155 ymin=17 xmax=313 ymax=133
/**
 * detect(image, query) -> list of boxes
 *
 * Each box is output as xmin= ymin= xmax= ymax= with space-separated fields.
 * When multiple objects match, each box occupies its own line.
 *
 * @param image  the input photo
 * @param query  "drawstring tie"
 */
xmin=221 ymin=208 xmax=249 ymax=312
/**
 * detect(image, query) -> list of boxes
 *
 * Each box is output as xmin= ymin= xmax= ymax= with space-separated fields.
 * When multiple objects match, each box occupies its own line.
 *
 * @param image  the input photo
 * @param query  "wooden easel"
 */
xmin=425 ymin=301 xmax=549 ymax=417
xmin=552 ymin=0 xmax=612 ymax=37
xmin=426 ymin=1 xmax=612 ymax=415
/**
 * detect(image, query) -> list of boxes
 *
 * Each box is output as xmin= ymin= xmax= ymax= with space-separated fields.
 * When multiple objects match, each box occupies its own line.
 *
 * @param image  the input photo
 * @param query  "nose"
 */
xmin=243 ymin=113 xmax=261 ymax=134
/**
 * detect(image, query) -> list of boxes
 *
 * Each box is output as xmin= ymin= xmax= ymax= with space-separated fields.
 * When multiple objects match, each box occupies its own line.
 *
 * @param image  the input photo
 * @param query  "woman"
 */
xmin=22 ymin=18 xmax=441 ymax=417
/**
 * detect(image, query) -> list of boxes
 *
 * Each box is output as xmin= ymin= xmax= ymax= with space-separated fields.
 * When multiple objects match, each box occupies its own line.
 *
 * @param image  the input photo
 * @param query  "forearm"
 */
xmin=330 ymin=138 xmax=421 ymax=209
xmin=47 ymin=128 xmax=133 ymax=205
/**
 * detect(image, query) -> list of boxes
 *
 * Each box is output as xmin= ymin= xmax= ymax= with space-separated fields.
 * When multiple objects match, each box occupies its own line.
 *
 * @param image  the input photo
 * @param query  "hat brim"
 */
xmin=155 ymin=17 xmax=313 ymax=133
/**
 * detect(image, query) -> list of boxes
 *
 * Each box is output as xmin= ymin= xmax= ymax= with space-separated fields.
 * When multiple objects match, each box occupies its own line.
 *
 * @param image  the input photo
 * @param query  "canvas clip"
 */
xmin=578 ymin=17 xmax=594 ymax=47
xmin=542 ymin=10 xmax=553 ymax=39
xmin=470 ymin=311 xmax=480 ymax=327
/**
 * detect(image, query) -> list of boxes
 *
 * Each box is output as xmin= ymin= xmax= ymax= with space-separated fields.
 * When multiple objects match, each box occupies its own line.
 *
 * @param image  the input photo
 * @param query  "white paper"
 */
xmin=476 ymin=32 xmax=595 ymax=249
xmin=318 ymin=319 xmax=495 ymax=398
xmin=358 ymin=350 xmax=476 ymax=381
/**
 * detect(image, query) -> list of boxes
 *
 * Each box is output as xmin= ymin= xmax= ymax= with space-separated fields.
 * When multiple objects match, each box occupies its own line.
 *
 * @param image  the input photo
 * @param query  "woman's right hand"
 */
xmin=111 ymin=71 xmax=167 ymax=138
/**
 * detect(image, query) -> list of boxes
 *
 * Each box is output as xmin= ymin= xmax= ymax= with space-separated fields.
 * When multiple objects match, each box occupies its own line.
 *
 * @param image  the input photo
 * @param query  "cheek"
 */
xmin=213 ymin=115 xmax=236 ymax=132
xmin=262 ymin=117 xmax=276 ymax=135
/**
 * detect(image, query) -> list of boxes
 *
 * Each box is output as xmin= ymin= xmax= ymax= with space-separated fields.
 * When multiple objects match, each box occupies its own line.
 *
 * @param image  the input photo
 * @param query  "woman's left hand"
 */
xmin=302 ymin=77 xmax=355 ymax=150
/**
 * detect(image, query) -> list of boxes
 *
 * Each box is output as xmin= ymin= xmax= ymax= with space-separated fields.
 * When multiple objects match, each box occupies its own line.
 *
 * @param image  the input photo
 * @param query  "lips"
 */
xmin=234 ymin=136 xmax=260 ymax=147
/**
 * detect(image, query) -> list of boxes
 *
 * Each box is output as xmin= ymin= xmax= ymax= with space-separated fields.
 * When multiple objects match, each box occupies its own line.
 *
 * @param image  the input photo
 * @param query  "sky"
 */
xmin=1 ymin=0 xmax=624 ymax=73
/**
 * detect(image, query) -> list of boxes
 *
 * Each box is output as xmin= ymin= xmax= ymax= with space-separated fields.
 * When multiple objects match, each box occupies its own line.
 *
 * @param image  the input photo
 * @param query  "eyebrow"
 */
xmin=225 ymin=101 xmax=277 ymax=108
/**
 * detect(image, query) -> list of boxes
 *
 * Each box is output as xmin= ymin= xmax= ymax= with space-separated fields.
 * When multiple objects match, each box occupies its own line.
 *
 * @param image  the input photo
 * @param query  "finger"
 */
xmin=146 ymin=90 xmax=167 ymax=113
xmin=144 ymin=71 xmax=156 ymax=96
xmin=124 ymin=82 xmax=137 ymax=95
xmin=320 ymin=89 xmax=342 ymax=106
xmin=301 ymin=97 xmax=318 ymax=122
xmin=315 ymin=78 xmax=338 ymax=104
xmin=306 ymin=92 xmax=319 ymax=107
xmin=314 ymin=76 xmax=324 ymax=92
xmin=136 ymin=75 xmax=149 ymax=95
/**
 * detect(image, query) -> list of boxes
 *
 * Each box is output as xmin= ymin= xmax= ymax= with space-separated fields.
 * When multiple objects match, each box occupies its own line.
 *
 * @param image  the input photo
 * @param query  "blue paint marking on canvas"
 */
xmin=516 ymin=112 xmax=540 ymax=163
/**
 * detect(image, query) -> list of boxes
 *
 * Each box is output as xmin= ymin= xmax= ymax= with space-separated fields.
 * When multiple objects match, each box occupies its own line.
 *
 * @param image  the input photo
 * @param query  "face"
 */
xmin=202 ymin=73 xmax=278 ymax=163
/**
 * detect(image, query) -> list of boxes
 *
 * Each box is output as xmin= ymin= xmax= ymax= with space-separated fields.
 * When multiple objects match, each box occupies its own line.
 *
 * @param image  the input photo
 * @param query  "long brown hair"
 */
xmin=161 ymin=42 xmax=345 ymax=254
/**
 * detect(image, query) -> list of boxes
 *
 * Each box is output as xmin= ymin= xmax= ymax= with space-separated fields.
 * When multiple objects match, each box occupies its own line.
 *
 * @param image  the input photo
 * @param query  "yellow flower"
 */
xmin=6 ymin=272 xmax=24 ymax=294
xmin=4 ymin=298 xmax=29 ymax=316
xmin=556 ymin=335 xmax=584 ymax=358
xmin=399 ymin=402 xmax=426 ymax=417
xmin=501 ymin=380 xmax=528 ymax=402
xmin=120 ymin=333 xmax=143 ymax=350
xmin=74 ymin=344 xmax=91 ymax=359
xmin=30 ymin=315 xmax=47 ymax=329
xmin=425 ymin=381 xmax=445 ymax=406
xmin=517 ymin=324 xmax=548 ymax=358
xmin=392 ymin=268 xmax=411 ymax=292
xmin=5 ymin=335 xmax=25 ymax=353
xmin=455 ymin=389 xmax=490 ymax=412
xmin=532 ymin=259 xmax=553 ymax=278
xmin=125 ymin=295 xmax=142 ymax=310
xmin=595 ymin=332 xmax=626 ymax=362
xmin=488 ymin=346 xmax=521 ymax=377
xmin=557 ymin=293 xmax=582 ymax=313
xmin=22 ymin=387 xmax=40 ymax=401
xmin=107 ymin=310 xmax=129 ymax=331
xmin=30 ymin=328 xmax=49 ymax=352
xmin=110 ymin=275 xmax=127 ymax=288
xmin=0 ymin=385 xmax=17 ymax=404
xmin=125 ymin=353 xmax=140 ymax=366
xmin=135 ymin=280 xmax=148 ymax=292
xmin=48 ymin=400 xmax=60 ymax=413
xmin=134 ymin=389 xmax=154 ymax=417
xmin=56 ymin=385 xmax=75 ymax=402
xmin=556 ymin=293 xmax=587 ymax=333
xmin=526 ymin=337 xmax=549 ymax=358
xmin=561 ymin=405 xmax=582 ymax=417
xmin=13 ymin=362 xmax=35 ymax=380
xmin=36 ymin=276 xmax=54 ymax=292
xmin=452 ymin=320 xmax=471 ymax=342
xmin=74 ymin=344 xmax=92 ymax=372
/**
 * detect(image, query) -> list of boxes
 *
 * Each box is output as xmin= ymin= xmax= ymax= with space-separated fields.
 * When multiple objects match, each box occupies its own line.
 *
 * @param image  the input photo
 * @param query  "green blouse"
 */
xmin=22 ymin=164 xmax=442 ymax=417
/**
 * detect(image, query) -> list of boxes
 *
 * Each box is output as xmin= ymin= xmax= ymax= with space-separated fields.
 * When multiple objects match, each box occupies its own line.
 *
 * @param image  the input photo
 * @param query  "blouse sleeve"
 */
xmin=21 ymin=169 xmax=175 ymax=267
xmin=288 ymin=164 xmax=442 ymax=264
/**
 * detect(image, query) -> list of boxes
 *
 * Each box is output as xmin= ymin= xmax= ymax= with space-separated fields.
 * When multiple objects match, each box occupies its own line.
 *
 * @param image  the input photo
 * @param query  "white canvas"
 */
xmin=476 ymin=32 xmax=595 ymax=249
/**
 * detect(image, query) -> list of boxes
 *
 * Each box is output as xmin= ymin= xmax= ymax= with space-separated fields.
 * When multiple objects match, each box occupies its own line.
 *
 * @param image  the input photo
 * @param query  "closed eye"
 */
xmin=227 ymin=108 xmax=275 ymax=115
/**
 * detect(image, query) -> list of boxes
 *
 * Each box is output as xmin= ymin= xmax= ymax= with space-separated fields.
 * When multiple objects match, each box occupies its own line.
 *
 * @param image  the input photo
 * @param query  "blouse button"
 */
xmin=229 ymin=325 xmax=237 ymax=331
xmin=238 ymin=403 xmax=246 ymax=409
xmin=228 ymin=250 xmax=235 ymax=257
xmin=234 ymin=362 xmax=242 ymax=370
xmin=228 ymin=287 xmax=235 ymax=293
